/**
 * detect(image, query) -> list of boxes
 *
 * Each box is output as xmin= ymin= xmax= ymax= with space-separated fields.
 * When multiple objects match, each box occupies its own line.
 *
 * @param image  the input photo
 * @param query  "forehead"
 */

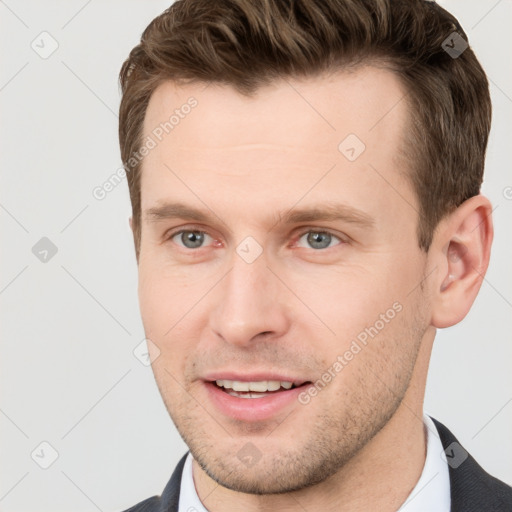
xmin=143 ymin=66 xmax=409 ymax=154
xmin=139 ymin=66 xmax=415 ymax=230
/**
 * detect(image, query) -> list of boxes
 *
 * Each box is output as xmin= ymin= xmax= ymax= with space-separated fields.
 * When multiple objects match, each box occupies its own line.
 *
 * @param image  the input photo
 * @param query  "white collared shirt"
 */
xmin=178 ymin=413 xmax=451 ymax=512
xmin=398 ymin=413 xmax=451 ymax=512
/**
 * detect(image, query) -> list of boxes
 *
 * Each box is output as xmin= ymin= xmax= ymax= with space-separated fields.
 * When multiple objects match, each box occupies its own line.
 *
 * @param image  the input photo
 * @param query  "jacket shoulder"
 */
xmin=431 ymin=417 xmax=512 ymax=511
xmin=120 ymin=452 xmax=189 ymax=512
xmin=122 ymin=496 xmax=161 ymax=512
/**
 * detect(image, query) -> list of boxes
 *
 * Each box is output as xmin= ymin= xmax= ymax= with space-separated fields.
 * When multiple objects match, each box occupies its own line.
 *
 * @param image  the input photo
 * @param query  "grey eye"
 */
xmin=297 ymin=231 xmax=339 ymax=250
xmin=173 ymin=230 xmax=211 ymax=249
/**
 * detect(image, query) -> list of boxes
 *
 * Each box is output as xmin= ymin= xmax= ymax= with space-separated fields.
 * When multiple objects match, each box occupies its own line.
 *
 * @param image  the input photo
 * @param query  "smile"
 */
xmin=215 ymin=379 xmax=299 ymax=398
xmin=204 ymin=378 xmax=312 ymax=421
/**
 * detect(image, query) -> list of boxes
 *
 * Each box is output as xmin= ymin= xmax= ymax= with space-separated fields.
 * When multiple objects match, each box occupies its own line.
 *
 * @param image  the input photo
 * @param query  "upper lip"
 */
xmin=203 ymin=372 xmax=311 ymax=386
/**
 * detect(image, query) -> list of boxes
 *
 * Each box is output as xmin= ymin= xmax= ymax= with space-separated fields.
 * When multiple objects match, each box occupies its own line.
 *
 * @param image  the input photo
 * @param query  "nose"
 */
xmin=209 ymin=249 xmax=290 ymax=347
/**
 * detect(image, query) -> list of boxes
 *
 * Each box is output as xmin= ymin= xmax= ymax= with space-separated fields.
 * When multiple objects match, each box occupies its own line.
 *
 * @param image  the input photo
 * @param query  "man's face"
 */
xmin=137 ymin=66 xmax=432 ymax=493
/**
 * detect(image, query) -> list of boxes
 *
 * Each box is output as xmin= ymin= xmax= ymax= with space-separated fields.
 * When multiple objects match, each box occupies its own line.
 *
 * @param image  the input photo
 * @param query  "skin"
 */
xmin=132 ymin=66 xmax=493 ymax=511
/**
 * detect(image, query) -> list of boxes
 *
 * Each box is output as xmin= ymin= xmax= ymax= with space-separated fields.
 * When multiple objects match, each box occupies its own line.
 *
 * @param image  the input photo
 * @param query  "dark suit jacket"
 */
xmin=122 ymin=417 xmax=512 ymax=511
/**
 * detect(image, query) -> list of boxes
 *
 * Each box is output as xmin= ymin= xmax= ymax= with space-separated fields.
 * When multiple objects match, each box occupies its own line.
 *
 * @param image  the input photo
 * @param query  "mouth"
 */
xmin=203 ymin=377 xmax=313 ymax=422
xmin=212 ymin=379 xmax=309 ymax=398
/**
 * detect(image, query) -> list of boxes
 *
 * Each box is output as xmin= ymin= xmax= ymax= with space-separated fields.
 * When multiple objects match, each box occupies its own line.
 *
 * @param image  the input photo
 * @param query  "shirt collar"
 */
xmin=397 ymin=413 xmax=451 ymax=512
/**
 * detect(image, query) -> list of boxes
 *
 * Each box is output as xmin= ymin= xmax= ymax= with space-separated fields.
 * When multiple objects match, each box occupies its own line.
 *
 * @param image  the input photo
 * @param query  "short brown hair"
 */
xmin=119 ymin=0 xmax=491 ymax=258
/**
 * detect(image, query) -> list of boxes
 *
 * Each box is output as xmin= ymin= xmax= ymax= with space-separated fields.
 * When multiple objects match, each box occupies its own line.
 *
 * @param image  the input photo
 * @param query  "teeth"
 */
xmin=233 ymin=380 xmax=250 ymax=392
xmin=226 ymin=390 xmax=269 ymax=399
xmin=215 ymin=379 xmax=295 ymax=392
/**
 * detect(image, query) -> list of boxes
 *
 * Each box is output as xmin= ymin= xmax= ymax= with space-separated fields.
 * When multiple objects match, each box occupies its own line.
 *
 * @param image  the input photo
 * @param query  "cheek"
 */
xmin=137 ymin=265 xmax=209 ymax=370
xmin=138 ymin=259 xmax=202 ymax=331
xmin=328 ymin=301 xmax=419 ymax=403
xmin=138 ymin=273 xmax=169 ymax=336
xmin=286 ymin=257 xmax=423 ymax=382
xmin=286 ymin=265 xmax=403 ymax=340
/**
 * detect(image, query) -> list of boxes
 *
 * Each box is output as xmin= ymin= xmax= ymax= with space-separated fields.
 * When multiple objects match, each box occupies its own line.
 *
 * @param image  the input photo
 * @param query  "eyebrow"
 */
xmin=280 ymin=205 xmax=374 ymax=228
xmin=145 ymin=202 xmax=212 ymax=223
xmin=144 ymin=201 xmax=374 ymax=228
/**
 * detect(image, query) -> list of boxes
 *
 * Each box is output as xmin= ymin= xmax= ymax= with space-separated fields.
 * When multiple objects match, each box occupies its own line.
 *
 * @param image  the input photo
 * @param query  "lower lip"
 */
xmin=203 ymin=381 xmax=310 ymax=422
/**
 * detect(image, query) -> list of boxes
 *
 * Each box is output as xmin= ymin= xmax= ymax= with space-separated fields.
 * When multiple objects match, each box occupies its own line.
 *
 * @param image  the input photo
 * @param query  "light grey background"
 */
xmin=0 ymin=1 xmax=510 ymax=511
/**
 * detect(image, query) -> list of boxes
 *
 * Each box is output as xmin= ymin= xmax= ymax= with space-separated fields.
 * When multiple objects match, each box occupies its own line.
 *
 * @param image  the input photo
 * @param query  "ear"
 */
xmin=129 ymin=216 xmax=133 ymax=232
xmin=429 ymin=195 xmax=493 ymax=328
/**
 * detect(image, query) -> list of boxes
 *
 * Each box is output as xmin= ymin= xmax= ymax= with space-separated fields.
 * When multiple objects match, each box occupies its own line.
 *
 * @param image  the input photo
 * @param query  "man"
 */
xmin=118 ymin=0 xmax=512 ymax=510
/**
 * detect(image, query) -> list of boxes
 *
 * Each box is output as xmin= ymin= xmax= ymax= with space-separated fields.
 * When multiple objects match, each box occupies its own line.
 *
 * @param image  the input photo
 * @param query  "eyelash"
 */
xmin=166 ymin=227 xmax=345 ymax=250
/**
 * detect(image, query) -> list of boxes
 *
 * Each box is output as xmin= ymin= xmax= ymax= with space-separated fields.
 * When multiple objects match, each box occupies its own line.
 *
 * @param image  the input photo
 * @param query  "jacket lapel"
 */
xmin=159 ymin=452 xmax=188 ymax=512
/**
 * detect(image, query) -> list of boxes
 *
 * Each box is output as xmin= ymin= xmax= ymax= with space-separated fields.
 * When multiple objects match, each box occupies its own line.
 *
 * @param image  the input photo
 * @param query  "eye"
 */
xmin=171 ymin=230 xmax=214 ymax=249
xmin=295 ymin=230 xmax=343 ymax=250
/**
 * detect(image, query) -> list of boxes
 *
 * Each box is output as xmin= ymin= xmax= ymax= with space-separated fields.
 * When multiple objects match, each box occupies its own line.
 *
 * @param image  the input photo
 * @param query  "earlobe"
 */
xmin=431 ymin=195 xmax=493 ymax=328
